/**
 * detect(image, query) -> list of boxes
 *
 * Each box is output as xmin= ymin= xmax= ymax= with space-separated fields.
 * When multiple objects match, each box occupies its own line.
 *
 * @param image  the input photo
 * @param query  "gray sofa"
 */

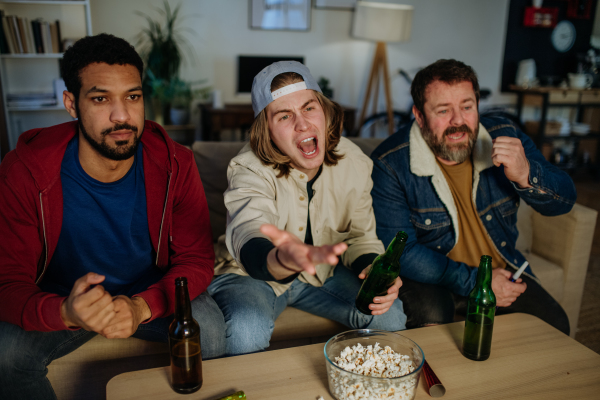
xmin=46 ymin=138 xmax=596 ymax=400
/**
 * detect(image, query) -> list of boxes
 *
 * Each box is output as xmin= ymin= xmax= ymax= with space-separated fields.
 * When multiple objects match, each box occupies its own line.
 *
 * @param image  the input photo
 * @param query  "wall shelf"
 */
xmin=0 ymin=0 xmax=91 ymax=151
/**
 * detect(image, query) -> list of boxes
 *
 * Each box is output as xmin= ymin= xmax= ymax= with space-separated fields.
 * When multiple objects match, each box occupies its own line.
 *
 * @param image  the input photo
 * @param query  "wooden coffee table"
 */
xmin=107 ymin=313 xmax=600 ymax=399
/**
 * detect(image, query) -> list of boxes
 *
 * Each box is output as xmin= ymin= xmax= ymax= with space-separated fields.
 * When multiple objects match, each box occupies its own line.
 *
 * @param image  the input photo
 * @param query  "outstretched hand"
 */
xmin=358 ymin=266 xmax=403 ymax=315
xmin=492 ymin=137 xmax=531 ymax=188
xmin=260 ymin=224 xmax=347 ymax=280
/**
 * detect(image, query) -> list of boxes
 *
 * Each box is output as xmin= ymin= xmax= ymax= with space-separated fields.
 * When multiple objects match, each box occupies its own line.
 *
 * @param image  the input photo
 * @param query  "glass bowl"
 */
xmin=324 ymin=329 xmax=424 ymax=400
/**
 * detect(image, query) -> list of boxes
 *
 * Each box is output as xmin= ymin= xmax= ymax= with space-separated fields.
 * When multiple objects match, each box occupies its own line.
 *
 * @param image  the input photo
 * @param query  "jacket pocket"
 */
xmin=321 ymin=224 xmax=351 ymax=245
xmin=487 ymin=195 xmax=519 ymax=237
xmin=409 ymin=209 xmax=452 ymax=245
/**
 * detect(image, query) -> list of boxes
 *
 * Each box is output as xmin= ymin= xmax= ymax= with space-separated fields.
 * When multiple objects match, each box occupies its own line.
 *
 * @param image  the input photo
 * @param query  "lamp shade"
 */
xmin=352 ymin=1 xmax=413 ymax=43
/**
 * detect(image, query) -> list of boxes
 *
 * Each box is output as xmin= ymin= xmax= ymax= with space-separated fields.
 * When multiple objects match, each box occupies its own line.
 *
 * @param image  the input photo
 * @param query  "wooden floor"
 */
xmin=573 ymin=179 xmax=600 ymax=354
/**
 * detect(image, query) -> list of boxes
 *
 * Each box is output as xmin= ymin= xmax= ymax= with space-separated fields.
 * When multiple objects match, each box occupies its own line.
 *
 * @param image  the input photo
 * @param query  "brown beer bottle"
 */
xmin=169 ymin=277 xmax=203 ymax=393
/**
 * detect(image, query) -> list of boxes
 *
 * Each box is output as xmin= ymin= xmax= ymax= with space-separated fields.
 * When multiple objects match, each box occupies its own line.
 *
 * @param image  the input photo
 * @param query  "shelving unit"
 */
xmin=0 ymin=0 xmax=92 ymax=150
xmin=510 ymin=85 xmax=600 ymax=175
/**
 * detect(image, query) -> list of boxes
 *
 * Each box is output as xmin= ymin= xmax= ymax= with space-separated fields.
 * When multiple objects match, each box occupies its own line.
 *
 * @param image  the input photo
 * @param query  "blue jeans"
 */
xmin=0 ymin=292 xmax=226 ymax=400
xmin=208 ymin=265 xmax=407 ymax=356
xmin=398 ymin=275 xmax=570 ymax=335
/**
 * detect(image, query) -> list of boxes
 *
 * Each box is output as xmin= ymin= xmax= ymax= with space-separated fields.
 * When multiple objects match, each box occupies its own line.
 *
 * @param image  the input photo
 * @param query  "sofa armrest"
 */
xmin=531 ymin=203 xmax=597 ymax=336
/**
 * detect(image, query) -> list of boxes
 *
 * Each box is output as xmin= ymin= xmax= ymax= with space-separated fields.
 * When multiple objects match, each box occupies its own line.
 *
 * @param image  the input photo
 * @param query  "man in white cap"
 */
xmin=208 ymin=61 xmax=406 ymax=356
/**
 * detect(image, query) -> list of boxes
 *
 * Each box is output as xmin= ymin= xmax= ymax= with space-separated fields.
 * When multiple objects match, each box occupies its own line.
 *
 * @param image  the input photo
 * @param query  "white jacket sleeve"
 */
xmin=224 ymin=161 xmax=279 ymax=263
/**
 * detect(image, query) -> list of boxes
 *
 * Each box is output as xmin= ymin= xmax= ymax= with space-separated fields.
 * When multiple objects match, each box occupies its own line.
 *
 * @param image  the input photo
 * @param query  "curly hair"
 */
xmin=249 ymin=72 xmax=344 ymax=178
xmin=61 ymin=33 xmax=144 ymax=103
xmin=411 ymin=59 xmax=480 ymax=115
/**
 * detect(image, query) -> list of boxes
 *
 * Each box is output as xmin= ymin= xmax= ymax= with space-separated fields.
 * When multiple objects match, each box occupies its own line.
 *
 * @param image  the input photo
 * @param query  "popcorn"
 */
xmin=328 ymin=342 xmax=418 ymax=400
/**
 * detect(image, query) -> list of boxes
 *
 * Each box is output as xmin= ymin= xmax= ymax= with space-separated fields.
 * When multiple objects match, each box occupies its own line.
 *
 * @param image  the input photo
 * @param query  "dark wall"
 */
xmin=501 ymin=0 xmax=598 ymax=92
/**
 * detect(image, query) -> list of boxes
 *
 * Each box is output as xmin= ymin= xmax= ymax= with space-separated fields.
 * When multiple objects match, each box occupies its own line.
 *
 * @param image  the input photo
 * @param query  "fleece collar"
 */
xmin=408 ymin=121 xmax=495 ymax=245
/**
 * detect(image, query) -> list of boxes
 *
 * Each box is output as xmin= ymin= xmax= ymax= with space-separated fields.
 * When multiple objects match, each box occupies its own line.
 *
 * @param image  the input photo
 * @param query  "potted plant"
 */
xmin=135 ymin=1 xmax=196 ymax=124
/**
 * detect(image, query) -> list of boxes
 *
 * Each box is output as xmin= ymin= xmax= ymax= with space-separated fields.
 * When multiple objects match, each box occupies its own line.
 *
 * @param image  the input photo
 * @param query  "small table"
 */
xmin=106 ymin=313 xmax=600 ymax=399
xmin=200 ymin=103 xmax=357 ymax=141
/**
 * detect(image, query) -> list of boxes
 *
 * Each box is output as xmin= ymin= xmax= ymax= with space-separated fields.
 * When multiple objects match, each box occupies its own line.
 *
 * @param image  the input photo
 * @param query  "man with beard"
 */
xmin=0 ymin=34 xmax=225 ymax=399
xmin=370 ymin=59 xmax=575 ymax=334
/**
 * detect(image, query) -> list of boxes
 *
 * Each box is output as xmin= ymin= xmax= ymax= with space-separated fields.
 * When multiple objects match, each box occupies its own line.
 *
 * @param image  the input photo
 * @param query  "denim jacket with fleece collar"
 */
xmin=370 ymin=116 xmax=577 ymax=297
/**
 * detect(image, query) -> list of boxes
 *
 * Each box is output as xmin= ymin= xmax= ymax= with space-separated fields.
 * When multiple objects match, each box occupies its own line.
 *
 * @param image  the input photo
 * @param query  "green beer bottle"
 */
xmin=355 ymin=231 xmax=408 ymax=315
xmin=462 ymin=255 xmax=496 ymax=361
xmin=169 ymin=277 xmax=203 ymax=393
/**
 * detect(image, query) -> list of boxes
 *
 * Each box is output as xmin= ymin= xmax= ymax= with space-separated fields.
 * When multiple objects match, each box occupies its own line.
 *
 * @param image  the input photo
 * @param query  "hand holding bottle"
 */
xmin=358 ymin=266 xmax=403 ymax=315
xmin=491 ymin=268 xmax=526 ymax=307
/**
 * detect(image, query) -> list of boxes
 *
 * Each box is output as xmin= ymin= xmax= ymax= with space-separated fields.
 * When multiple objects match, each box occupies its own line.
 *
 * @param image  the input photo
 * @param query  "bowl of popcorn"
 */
xmin=324 ymin=329 xmax=424 ymax=400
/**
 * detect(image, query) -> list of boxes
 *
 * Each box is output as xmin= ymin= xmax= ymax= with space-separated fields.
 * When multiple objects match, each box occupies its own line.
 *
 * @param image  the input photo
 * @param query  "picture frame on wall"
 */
xmin=314 ymin=0 xmax=356 ymax=10
xmin=249 ymin=0 xmax=311 ymax=31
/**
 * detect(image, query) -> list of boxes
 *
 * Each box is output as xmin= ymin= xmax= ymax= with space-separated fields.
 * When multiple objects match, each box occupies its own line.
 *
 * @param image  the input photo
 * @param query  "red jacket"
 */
xmin=0 ymin=120 xmax=215 ymax=331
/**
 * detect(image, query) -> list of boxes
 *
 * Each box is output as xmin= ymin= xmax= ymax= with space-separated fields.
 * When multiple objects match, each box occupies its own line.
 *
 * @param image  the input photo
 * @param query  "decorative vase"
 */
xmin=170 ymin=108 xmax=189 ymax=125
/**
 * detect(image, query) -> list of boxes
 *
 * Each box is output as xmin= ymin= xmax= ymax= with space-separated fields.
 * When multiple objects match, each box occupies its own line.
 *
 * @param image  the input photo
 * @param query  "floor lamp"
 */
xmin=353 ymin=2 xmax=413 ymax=136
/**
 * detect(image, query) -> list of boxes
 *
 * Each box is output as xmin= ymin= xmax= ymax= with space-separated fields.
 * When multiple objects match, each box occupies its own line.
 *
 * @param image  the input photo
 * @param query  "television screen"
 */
xmin=237 ymin=55 xmax=305 ymax=93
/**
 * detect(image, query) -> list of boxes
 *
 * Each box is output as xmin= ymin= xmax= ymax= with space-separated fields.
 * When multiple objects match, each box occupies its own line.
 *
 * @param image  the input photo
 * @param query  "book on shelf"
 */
xmin=49 ymin=21 xmax=59 ymax=53
xmin=31 ymin=19 xmax=43 ymax=53
xmin=9 ymin=15 xmax=23 ymax=53
xmin=0 ymin=11 xmax=9 ymax=54
xmin=25 ymin=18 xmax=36 ymax=54
xmin=16 ymin=17 xmax=27 ymax=53
xmin=0 ymin=15 xmax=63 ymax=54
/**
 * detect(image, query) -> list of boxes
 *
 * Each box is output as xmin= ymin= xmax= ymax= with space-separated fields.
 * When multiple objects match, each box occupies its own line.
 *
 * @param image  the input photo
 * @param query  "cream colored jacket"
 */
xmin=214 ymin=137 xmax=385 ymax=296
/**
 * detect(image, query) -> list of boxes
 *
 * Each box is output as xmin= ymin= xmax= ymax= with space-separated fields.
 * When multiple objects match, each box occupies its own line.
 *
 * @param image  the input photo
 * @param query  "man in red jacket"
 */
xmin=0 ymin=34 xmax=225 ymax=399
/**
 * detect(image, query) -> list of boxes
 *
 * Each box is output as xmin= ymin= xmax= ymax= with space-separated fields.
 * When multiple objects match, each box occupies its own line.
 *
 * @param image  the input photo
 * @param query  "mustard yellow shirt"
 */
xmin=437 ymin=157 xmax=506 ymax=270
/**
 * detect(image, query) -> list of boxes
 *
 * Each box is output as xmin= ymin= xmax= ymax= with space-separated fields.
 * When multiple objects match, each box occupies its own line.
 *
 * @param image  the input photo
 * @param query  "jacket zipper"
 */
xmin=35 ymin=192 xmax=49 ymax=284
xmin=156 ymin=172 xmax=172 ymax=265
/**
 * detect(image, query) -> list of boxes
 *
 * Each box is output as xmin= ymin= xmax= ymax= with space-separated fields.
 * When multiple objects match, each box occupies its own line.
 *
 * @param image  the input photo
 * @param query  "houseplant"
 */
xmin=135 ymin=1 xmax=196 ymax=124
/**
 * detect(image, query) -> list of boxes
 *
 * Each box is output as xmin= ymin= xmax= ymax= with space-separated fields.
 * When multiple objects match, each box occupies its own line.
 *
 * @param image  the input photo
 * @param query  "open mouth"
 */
xmin=298 ymin=136 xmax=318 ymax=156
xmin=446 ymin=132 xmax=466 ymax=141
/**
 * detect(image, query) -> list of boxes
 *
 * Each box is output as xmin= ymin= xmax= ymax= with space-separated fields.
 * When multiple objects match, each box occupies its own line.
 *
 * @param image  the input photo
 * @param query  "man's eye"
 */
xmin=280 ymin=115 xmax=289 ymax=121
xmin=439 ymin=110 xmax=447 ymax=114
xmin=464 ymin=106 xmax=472 ymax=110
xmin=306 ymin=106 xmax=314 ymax=111
xmin=92 ymin=97 xmax=106 ymax=103
xmin=129 ymin=94 xmax=141 ymax=100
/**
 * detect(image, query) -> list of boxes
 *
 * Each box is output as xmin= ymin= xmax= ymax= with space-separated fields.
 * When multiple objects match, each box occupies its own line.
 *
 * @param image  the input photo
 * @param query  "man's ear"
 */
xmin=412 ymin=105 xmax=425 ymax=129
xmin=63 ymin=91 xmax=78 ymax=119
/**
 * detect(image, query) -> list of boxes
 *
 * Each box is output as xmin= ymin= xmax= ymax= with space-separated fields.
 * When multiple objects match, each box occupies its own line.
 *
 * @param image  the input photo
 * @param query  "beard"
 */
xmin=421 ymin=115 xmax=479 ymax=164
xmin=77 ymin=104 xmax=142 ymax=161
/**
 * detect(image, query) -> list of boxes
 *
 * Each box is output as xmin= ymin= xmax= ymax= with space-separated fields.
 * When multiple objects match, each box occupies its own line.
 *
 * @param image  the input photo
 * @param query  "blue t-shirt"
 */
xmin=40 ymin=136 xmax=163 ymax=297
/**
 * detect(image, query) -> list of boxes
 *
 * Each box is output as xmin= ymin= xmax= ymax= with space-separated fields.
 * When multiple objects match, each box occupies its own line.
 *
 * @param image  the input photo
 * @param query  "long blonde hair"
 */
xmin=249 ymin=72 xmax=344 ymax=178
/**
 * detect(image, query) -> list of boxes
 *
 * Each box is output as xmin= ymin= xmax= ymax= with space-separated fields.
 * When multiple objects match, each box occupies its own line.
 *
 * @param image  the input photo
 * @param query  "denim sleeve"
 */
xmin=240 ymin=238 xmax=298 ymax=284
xmin=510 ymin=128 xmax=577 ymax=215
xmin=371 ymin=157 xmax=478 ymax=297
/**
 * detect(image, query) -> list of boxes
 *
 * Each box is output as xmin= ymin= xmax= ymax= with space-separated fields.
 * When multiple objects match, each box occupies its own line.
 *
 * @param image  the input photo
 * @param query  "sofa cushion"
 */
xmin=526 ymin=252 xmax=564 ymax=302
xmin=193 ymin=141 xmax=246 ymax=241
xmin=515 ymin=201 xmax=533 ymax=255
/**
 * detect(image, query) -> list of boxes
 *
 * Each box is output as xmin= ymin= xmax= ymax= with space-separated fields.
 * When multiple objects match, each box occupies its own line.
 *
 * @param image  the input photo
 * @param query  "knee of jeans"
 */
xmin=366 ymin=300 xmax=408 ymax=331
xmin=225 ymin=309 xmax=273 ymax=355
xmin=0 ymin=336 xmax=42 ymax=377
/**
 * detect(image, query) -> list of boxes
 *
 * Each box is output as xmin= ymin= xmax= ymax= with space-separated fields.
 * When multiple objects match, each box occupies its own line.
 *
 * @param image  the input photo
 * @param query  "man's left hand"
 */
xmin=492 ymin=137 xmax=531 ymax=188
xmin=100 ymin=296 xmax=151 ymax=339
xmin=358 ymin=266 xmax=403 ymax=315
